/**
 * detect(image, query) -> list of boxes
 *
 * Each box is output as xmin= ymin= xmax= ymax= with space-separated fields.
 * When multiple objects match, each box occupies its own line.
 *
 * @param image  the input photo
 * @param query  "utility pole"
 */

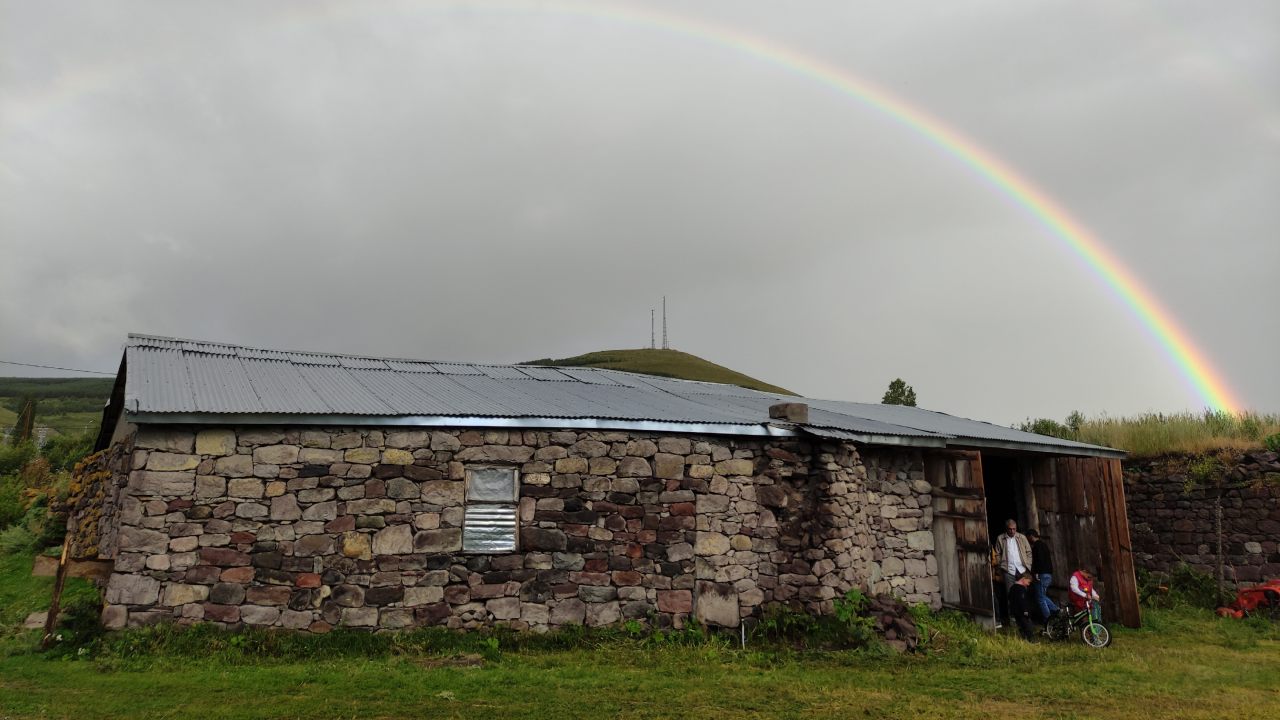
xmin=650 ymin=309 xmax=655 ymax=349
xmin=661 ymin=296 xmax=669 ymax=350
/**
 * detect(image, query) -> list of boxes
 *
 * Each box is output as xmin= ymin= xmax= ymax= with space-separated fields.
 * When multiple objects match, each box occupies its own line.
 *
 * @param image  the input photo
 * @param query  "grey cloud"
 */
xmin=2 ymin=0 xmax=1275 ymax=422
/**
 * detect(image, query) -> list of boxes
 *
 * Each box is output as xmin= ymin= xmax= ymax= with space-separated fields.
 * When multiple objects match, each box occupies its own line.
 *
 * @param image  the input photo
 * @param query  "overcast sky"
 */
xmin=2 ymin=0 xmax=1276 ymax=425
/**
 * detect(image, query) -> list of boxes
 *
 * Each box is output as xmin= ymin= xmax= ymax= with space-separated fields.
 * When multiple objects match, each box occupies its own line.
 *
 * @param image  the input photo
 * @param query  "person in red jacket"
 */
xmin=1070 ymin=567 xmax=1101 ymax=622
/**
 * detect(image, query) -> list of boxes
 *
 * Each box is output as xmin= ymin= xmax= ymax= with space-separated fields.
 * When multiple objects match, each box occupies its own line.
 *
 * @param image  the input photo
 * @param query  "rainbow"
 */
xmin=542 ymin=1 xmax=1245 ymax=413
xmin=7 ymin=0 xmax=1245 ymax=412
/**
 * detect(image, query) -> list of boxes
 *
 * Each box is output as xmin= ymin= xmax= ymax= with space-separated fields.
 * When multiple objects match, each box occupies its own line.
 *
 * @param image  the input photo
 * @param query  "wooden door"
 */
xmin=928 ymin=451 xmax=995 ymax=618
xmin=1035 ymin=457 xmax=1141 ymax=628
xmin=1088 ymin=458 xmax=1141 ymax=628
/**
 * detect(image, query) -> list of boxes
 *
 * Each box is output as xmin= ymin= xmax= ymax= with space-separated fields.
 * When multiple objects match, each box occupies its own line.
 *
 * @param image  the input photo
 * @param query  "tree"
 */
xmin=881 ymin=379 xmax=917 ymax=407
xmin=13 ymin=397 xmax=36 ymax=445
xmin=1018 ymin=412 xmax=1084 ymax=441
xmin=1019 ymin=417 xmax=1072 ymax=439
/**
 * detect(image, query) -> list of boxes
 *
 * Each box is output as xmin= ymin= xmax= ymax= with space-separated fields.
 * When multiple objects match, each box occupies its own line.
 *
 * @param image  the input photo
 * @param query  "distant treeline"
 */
xmin=0 ymin=378 xmax=113 ymax=416
xmin=1 ymin=397 xmax=105 ymax=416
xmin=0 ymin=377 xmax=113 ymax=399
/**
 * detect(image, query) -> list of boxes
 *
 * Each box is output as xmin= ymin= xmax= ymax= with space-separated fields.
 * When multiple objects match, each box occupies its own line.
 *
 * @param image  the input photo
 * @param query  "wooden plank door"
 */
xmin=1040 ymin=457 xmax=1141 ymax=628
xmin=928 ymin=451 xmax=994 ymax=618
xmin=1089 ymin=458 xmax=1141 ymax=628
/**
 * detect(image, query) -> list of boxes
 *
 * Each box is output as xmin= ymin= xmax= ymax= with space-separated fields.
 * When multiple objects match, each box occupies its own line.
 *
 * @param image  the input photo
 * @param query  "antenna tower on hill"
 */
xmin=650 ymin=309 xmax=656 ymax=349
xmin=662 ymin=296 xmax=669 ymax=350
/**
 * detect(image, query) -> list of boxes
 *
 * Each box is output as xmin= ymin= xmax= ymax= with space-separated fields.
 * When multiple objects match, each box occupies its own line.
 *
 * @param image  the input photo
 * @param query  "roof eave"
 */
xmin=946 ymin=436 xmax=1126 ymax=459
xmin=124 ymin=412 xmax=799 ymax=438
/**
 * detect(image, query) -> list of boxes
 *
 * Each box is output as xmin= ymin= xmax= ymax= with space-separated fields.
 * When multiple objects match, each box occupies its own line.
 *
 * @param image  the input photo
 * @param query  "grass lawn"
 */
xmin=1 ymin=603 xmax=1277 ymax=719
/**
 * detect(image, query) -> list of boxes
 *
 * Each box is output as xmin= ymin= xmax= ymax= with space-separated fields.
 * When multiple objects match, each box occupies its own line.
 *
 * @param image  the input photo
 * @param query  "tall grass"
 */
xmin=1024 ymin=410 xmax=1280 ymax=457
xmin=1078 ymin=411 xmax=1280 ymax=457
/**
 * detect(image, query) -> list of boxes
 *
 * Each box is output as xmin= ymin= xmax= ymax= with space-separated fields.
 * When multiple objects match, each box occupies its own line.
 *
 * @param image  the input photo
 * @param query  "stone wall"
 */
xmin=63 ymin=436 xmax=134 ymax=560
xmin=1125 ymin=450 xmax=1280 ymax=584
xmin=861 ymin=450 xmax=938 ymax=602
xmin=99 ymin=425 xmax=941 ymax=631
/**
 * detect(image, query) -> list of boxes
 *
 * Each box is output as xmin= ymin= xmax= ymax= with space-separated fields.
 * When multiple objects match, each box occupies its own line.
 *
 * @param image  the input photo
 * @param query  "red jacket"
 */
xmin=1069 ymin=571 xmax=1097 ymax=610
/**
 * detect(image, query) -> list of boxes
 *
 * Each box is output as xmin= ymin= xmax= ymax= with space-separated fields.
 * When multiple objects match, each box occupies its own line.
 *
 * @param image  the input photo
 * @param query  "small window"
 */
xmin=463 ymin=466 xmax=518 ymax=553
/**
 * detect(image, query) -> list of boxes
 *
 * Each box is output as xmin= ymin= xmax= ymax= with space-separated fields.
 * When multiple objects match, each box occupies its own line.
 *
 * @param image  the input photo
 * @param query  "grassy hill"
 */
xmin=522 ymin=349 xmax=794 ymax=396
xmin=0 ymin=377 xmax=113 ymax=438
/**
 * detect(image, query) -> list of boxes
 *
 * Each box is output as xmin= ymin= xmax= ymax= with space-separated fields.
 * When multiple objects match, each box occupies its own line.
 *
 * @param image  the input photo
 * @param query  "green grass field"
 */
xmin=1 ymin=609 xmax=1276 ymax=718
xmin=525 ymin=349 xmax=795 ymax=395
xmin=1 ymin=547 xmax=1277 ymax=720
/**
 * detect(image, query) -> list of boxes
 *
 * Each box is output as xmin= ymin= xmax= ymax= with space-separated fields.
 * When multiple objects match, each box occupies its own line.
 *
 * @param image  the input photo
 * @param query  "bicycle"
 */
xmin=1045 ymin=600 xmax=1111 ymax=648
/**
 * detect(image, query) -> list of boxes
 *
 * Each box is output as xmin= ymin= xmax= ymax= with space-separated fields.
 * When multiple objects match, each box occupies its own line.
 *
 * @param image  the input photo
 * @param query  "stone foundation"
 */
xmin=97 ymin=425 xmax=941 ymax=631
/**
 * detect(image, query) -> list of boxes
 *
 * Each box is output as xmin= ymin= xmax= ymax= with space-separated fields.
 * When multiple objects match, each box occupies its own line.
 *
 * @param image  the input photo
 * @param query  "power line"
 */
xmin=0 ymin=359 xmax=115 ymax=375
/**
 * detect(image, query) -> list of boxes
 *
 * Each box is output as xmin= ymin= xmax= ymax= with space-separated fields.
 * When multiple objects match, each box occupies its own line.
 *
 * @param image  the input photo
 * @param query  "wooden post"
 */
xmin=40 ymin=540 xmax=70 ymax=650
xmin=1215 ymin=494 xmax=1225 ymax=605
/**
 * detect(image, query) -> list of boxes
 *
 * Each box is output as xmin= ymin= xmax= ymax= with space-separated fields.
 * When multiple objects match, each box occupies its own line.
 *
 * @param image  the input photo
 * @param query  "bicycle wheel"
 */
xmin=1046 ymin=614 xmax=1070 ymax=641
xmin=1081 ymin=622 xmax=1111 ymax=648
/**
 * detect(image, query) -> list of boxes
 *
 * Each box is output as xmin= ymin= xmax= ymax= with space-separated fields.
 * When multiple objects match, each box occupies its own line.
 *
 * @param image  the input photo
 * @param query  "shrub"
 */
xmin=752 ymin=591 xmax=883 ymax=650
xmin=0 ymin=443 xmax=36 ymax=475
xmin=0 ymin=523 xmax=37 ymax=555
xmin=752 ymin=603 xmax=815 ymax=643
xmin=0 ymin=475 xmax=23 ymax=530
xmin=41 ymin=594 xmax=106 ymax=658
xmin=41 ymin=432 xmax=96 ymax=473
xmin=1138 ymin=564 xmax=1223 ymax=609
xmin=1018 ymin=418 xmax=1075 ymax=440
xmin=1265 ymin=433 xmax=1280 ymax=453
xmin=1184 ymin=453 xmax=1227 ymax=492
xmin=831 ymin=589 xmax=876 ymax=646
xmin=0 ymin=500 xmax=65 ymax=556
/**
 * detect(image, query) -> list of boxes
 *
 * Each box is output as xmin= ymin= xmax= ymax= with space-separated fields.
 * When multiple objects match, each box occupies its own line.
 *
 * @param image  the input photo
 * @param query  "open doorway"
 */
xmin=982 ymin=454 xmax=1031 ymax=543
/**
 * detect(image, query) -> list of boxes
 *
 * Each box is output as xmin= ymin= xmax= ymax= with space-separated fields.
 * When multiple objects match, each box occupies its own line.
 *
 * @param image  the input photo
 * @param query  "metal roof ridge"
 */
xmin=126 ymin=333 xmax=757 ymax=390
xmin=128 ymin=333 xmax=476 ymax=367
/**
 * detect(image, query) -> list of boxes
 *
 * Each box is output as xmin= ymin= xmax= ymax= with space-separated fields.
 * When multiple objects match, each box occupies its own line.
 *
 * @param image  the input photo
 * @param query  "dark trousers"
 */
xmin=1008 ymin=585 xmax=1035 ymax=640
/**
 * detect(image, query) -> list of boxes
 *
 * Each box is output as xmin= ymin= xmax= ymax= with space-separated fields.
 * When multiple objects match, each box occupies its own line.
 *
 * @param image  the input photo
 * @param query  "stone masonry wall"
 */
xmin=64 ymin=436 xmax=134 ymax=560
xmin=1125 ymin=450 xmax=1280 ymax=584
xmin=100 ymin=425 xmax=941 ymax=632
xmin=861 ymin=450 xmax=939 ymax=604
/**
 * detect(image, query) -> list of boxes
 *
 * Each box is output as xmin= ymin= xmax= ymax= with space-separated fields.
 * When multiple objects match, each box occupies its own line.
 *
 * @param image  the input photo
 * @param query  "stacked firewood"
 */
xmin=866 ymin=594 xmax=921 ymax=652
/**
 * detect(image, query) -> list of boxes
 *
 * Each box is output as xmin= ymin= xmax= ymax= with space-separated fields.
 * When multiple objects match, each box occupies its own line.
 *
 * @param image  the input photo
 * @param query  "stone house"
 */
xmin=74 ymin=334 xmax=1141 ymax=632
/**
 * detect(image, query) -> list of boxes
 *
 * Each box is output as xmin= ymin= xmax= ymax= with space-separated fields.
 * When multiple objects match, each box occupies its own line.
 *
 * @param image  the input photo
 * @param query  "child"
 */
xmin=1069 ymin=567 xmax=1102 ymax=622
xmin=1007 ymin=572 xmax=1037 ymax=640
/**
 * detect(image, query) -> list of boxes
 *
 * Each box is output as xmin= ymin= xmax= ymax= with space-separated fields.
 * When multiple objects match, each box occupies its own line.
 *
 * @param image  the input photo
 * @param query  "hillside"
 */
xmin=0 ymin=377 xmax=113 ymax=438
xmin=522 ymin=349 xmax=795 ymax=396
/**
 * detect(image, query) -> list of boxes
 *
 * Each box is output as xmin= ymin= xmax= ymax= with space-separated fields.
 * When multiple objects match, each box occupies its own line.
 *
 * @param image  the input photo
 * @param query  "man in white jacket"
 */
xmin=994 ymin=519 xmax=1033 ymax=597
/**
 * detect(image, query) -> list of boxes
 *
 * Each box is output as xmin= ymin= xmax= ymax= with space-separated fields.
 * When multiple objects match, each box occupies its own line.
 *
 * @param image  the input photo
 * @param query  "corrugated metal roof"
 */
xmin=240 ymin=358 xmax=332 ymax=414
xmin=515 ymin=366 xmax=577 ymax=382
xmin=552 ymin=367 xmax=624 ymax=386
xmin=127 ymin=346 xmax=195 ymax=412
xmin=117 ymin=334 xmax=1121 ymax=456
xmin=801 ymin=398 xmax=1114 ymax=454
